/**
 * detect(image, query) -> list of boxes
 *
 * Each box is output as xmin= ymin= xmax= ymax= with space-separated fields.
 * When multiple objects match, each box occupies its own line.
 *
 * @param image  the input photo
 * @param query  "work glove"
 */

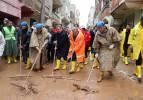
xmin=109 ymin=44 xmax=115 ymax=50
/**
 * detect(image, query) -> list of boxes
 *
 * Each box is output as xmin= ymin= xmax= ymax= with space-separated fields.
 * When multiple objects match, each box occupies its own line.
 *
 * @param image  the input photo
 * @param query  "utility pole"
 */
xmin=40 ymin=0 xmax=45 ymax=23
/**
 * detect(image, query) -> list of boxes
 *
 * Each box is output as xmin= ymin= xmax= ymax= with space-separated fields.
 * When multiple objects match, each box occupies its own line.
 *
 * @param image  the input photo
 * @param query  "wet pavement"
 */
xmin=0 ymin=59 xmax=143 ymax=100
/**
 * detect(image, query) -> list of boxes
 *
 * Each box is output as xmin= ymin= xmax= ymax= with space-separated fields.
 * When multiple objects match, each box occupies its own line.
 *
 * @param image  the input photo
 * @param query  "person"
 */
xmin=54 ymin=24 xmax=70 ymax=71
xmin=17 ymin=21 xmax=31 ymax=69
xmin=3 ymin=18 xmax=9 ymax=27
xmin=92 ymin=26 xmax=100 ymax=69
xmin=2 ymin=21 xmax=18 ymax=64
xmin=29 ymin=23 xmax=48 ymax=71
xmin=93 ymin=21 xmax=120 ymax=83
xmin=50 ymin=23 xmax=59 ymax=62
xmin=46 ymin=26 xmax=53 ymax=63
xmin=31 ymin=22 xmax=37 ymax=32
xmin=128 ymin=17 xmax=143 ymax=83
xmin=45 ymin=16 xmax=52 ymax=30
xmin=68 ymin=26 xmax=85 ymax=74
xmin=0 ymin=31 xmax=5 ymax=63
xmin=0 ymin=18 xmax=9 ymax=32
xmin=81 ymin=27 xmax=91 ymax=65
xmin=120 ymin=25 xmax=131 ymax=65
xmin=89 ymin=27 xmax=95 ymax=61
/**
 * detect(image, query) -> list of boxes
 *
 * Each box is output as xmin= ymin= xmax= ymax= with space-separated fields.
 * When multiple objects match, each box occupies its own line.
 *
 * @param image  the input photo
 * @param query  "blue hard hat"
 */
xmin=20 ymin=21 xmax=28 ymax=27
xmin=33 ymin=22 xmax=38 ymax=26
xmin=35 ymin=23 xmax=43 ymax=29
xmin=96 ymin=21 xmax=105 ymax=27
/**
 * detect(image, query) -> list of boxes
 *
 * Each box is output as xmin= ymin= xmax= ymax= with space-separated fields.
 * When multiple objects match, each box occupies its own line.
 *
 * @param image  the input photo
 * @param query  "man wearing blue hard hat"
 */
xmin=93 ymin=21 xmax=120 ymax=83
xmin=29 ymin=23 xmax=48 ymax=71
xmin=17 ymin=21 xmax=31 ymax=69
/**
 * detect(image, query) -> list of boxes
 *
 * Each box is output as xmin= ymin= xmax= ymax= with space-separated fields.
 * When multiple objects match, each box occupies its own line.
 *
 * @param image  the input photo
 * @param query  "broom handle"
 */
xmin=86 ymin=64 xmax=94 ymax=82
xmin=26 ymin=41 xmax=48 ymax=80
xmin=19 ymin=38 xmax=22 ymax=74
xmin=52 ymin=42 xmax=57 ymax=76
xmin=86 ymin=57 xmax=98 ymax=83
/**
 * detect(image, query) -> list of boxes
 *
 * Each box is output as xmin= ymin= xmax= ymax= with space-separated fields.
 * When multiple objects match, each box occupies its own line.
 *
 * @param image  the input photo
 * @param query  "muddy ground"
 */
xmin=0 ymin=59 xmax=143 ymax=100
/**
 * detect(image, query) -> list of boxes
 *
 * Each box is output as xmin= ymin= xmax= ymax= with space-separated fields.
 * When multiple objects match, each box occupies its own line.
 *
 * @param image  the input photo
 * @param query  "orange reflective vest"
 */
xmin=68 ymin=29 xmax=85 ymax=63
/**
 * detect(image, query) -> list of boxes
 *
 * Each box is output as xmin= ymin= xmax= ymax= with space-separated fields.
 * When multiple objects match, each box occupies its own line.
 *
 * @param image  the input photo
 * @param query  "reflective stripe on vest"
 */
xmin=77 ymin=54 xmax=84 ymax=58
xmin=3 ymin=26 xmax=16 ymax=40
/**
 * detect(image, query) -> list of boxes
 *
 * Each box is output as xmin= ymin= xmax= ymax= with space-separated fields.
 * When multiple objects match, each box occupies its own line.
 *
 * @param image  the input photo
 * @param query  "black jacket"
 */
xmin=52 ymin=30 xmax=70 ymax=53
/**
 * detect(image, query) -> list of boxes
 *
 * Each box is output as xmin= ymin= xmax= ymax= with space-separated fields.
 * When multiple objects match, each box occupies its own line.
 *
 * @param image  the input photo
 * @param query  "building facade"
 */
xmin=94 ymin=0 xmax=143 ymax=29
xmin=111 ymin=0 xmax=143 ymax=29
xmin=0 ymin=0 xmax=80 ymax=29
xmin=0 ymin=0 xmax=22 ymax=24
xmin=88 ymin=7 xmax=96 ymax=26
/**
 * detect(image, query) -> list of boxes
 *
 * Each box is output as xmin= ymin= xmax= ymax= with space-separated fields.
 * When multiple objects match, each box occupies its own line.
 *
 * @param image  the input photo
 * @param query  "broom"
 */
xmin=10 ymin=40 xmax=48 ymax=95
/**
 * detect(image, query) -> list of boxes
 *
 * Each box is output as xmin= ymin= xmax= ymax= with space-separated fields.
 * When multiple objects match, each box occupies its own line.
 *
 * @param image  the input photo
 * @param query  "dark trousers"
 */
xmin=71 ymin=52 xmax=76 ymax=61
xmin=56 ymin=50 xmax=67 ymax=61
xmin=136 ymin=52 xmax=142 ymax=66
xmin=91 ymin=47 xmax=95 ymax=54
xmin=123 ymin=44 xmax=129 ymax=57
xmin=40 ymin=53 xmax=43 ymax=67
xmin=85 ymin=46 xmax=89 ymax=58
xmin=22 ymin=49 xmax=29 ymax=64
xmin=47 ymin=44 xmax=55 ymax=62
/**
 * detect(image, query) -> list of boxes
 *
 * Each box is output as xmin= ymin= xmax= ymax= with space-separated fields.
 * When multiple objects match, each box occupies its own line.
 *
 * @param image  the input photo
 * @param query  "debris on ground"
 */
xmin=42 ymin=75 xmax=81 ymax=81
xmin=8 ymin=75 xmax=32 ymax=81
xmin=9 ymin=75 xmax=32 ymax=78
xmin=10 ymin=80 xmax=38 ymax=95
xmin=72 ymin=83 xmax=99 ymax=95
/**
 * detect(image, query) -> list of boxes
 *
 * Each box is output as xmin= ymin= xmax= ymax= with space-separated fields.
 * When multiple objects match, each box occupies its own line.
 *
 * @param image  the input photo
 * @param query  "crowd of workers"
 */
xmin=0 ymin=16 xmax=143 ymax=83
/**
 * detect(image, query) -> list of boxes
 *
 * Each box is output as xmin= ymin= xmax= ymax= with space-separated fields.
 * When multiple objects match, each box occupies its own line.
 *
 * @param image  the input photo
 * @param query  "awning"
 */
xmin=111 ymin=0 xmax=143 ymax=19
xmin=21 ymin=5 xmax=34 ymax=17
xmin=0 ymin=0 xmax=21 ymax=18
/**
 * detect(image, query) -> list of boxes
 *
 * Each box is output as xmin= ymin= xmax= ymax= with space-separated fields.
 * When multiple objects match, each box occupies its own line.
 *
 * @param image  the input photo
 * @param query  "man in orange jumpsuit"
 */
xmin=68 ymin=25 xmax=85 ymax=74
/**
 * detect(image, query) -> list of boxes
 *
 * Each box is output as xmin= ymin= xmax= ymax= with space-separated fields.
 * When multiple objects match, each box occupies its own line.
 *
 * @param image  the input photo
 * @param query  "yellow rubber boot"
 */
xmin=137 ymin=66 xmax=142 ymax=83
xmin=131 ymin=53 xmax=134 ymax=60
xmin=91 ymin=53 xmax=94 ymax=61
xmin=134 ymin=67 xmax=138 ymax=76
xmin=62 ymin=60 xmax=67 ymax=70
xmin=54 ymin=60 xmax=61 ymax=71
xmin=69 ymin=61 xmax=76 ymax=74
xmin=8 ymin=56 xmax=11 ymax=64
xmin=97 ymin=71 xmax=104 ymax=83
xmin=84 ymin=58 xmax=88 ymax=65
xmin=13 ymin=56 xmax=17 ymax=63
xmin=93 ymin=59 xmax=99 ymax=69
xmin=124 ymin=57 xmax=128 ymax=65
xmin=25 ymin=58 xmax=31 ymax=69
xmin=76 ymin=63 xmax=82 ymax=72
